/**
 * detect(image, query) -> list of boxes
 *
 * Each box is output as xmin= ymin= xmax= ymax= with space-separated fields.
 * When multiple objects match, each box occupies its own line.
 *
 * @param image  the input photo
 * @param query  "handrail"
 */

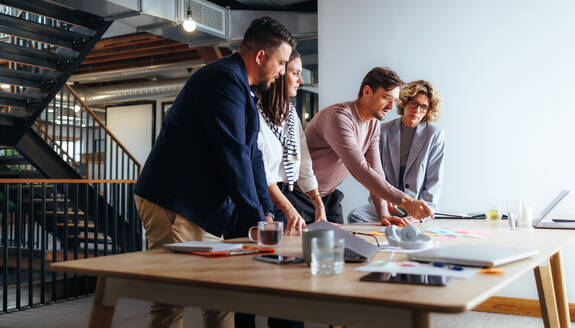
xmin=33 ymin=120 xmax=79 ymax=169
xmin=65 ymin=84 xmax=141 ymax=174
xmin=0 ymin=179 xmax=137 ymax=184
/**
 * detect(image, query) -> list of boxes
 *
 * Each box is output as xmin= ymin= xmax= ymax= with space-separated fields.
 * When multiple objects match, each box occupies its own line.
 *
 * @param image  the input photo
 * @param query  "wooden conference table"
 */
xmin=51 ymin=220 xmax=575 ymax=328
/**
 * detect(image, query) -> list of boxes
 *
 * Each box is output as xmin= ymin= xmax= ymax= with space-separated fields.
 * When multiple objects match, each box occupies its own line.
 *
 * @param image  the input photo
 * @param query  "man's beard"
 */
xmin=374 ymin=111 xmax=386 ymax=121
xmin=256 ymin=66 xmax=273 ymax=91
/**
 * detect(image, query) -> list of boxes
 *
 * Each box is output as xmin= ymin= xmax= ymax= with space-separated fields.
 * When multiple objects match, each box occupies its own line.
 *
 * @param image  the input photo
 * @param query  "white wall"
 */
xmin=319 ymin=0 xmax=575 ymax=300
xmin=106 ymin=104 xmax=154 ymax=176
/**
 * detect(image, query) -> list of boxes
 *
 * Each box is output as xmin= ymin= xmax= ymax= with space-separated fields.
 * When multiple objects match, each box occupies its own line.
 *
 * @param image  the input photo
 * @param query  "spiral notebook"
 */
xmin=163 ymin=241 xmax=243 ymax=253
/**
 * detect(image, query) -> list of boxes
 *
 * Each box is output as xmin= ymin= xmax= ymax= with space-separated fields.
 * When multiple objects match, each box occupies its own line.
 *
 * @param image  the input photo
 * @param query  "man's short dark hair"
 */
xmin=241 ymin=16 xmax=296 ymax=52
xmin=357 ymin=67 xmax=403 ymax=98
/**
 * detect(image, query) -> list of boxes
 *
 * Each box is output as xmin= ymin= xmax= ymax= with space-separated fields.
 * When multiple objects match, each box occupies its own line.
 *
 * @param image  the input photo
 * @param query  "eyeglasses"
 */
xmin=406 ymin=100 xmax=429 ymax=113
xmin=350 ymin=231 xmax=380 ymax=247
xmin=383 ymin=94 xmax=396 ymax=102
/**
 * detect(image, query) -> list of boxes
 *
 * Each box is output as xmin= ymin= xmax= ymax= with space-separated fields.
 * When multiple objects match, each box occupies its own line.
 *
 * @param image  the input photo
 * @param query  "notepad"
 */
xmin=163 ymin=241 xmax=243 ymax=253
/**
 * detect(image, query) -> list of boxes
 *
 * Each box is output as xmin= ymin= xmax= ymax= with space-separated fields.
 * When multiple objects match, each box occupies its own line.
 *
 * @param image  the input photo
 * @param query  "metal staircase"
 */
xmin=0 ymin=0 xmax=148 ymax=314
xmin=0 ymin=0 xmax=112 ymax=146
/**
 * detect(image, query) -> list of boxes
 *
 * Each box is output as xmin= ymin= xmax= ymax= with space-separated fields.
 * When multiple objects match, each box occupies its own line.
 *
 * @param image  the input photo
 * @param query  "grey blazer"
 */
xmin=380 ymin=118 xmax=445 ymax=212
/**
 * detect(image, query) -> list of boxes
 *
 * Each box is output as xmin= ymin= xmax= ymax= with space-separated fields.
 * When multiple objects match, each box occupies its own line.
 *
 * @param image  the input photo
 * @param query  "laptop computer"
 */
xmin=306 ymin=221 xmax=379 ymax=262
xmin=533 ymin=190 xmax=575 ymax=229
xmin=408 ymin=244 xmax=539 ymax=267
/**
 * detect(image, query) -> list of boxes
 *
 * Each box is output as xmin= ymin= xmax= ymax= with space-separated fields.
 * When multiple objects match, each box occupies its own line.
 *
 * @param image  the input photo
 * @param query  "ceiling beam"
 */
xmin=197 ymin=47 xmax=223 ymax=64
xmin=75 ymin=52 xmax=203 ymax=74
xmin=82 ymin=45 xmax=197 ymax=64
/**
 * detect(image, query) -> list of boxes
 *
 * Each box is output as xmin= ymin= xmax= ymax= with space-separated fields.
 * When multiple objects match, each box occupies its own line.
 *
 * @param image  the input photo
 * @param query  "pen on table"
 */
xmin=434 ymin=213 xmax=462 ymax=217
xmin=432 ymin=262 xmax=464 ymax=271
xmin=227 ymin=249 xmax=260 ymax=255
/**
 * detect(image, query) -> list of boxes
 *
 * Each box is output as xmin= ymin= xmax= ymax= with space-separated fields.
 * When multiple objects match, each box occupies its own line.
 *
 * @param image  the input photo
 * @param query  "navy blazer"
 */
xmin=135 ymin=53 xmax=274 ymax=236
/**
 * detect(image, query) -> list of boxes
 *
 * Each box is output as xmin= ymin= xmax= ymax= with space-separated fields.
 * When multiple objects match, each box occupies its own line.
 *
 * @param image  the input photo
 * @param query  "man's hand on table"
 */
xmin=399 ymin=197 xmax=434 ymax=219
xmin=379 ymin=215 xmax=419 ymax=226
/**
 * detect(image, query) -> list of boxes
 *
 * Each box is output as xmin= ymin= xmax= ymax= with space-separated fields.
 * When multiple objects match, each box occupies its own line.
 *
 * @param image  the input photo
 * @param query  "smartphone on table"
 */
xmin=360 ymin=272 xmax=450 ymax=286
xmin=253 ymin=254 xmax=304 ymax=265
xmin=388 ymin=204 xmax=408 ymax=217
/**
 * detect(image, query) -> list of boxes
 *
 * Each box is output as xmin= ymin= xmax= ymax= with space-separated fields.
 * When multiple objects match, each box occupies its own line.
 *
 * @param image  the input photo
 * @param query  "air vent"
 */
xmin=183 ymin=0 xmax=227 ymax=38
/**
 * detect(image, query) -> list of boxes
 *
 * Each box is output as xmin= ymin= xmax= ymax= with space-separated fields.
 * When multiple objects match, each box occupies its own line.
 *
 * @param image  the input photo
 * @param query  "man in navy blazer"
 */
xmin=134 ymin=17 xmax=294 ymax=328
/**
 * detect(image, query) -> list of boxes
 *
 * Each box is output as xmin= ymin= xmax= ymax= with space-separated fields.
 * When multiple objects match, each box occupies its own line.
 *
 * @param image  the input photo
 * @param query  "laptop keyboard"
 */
xmin=344 ymin=248 xmax=367 ymax=263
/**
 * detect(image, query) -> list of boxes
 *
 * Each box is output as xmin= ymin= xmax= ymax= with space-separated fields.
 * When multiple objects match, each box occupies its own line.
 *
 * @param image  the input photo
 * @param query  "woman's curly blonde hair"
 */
xmin=397 ymin=80 xmax=442 ymax=123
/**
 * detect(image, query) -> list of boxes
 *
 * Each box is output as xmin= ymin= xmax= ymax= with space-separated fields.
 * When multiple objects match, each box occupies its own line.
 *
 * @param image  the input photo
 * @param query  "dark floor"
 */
xmin=0 ymin=296 xmax=554 ymax=328
xmin=0 ymin=296 xmax=327 ymax=328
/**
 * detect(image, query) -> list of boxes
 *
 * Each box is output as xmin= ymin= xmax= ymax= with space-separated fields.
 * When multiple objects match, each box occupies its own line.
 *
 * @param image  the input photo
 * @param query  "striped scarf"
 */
xmin=258 ymin=103 xmax=299 ymax=191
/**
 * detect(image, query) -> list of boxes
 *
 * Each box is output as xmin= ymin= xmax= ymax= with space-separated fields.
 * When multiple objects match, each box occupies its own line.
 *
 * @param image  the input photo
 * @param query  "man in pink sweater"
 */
xmin=303 ymin=67 xmax=433 ymax=225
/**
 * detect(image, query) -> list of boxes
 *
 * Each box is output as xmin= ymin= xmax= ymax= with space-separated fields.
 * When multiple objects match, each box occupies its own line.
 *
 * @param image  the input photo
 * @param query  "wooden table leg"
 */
xmin=413 ymin=310 xmax=432 ymax=328
xmin=534 ymin=260 xmax=560 ymax=328
xmin=549 ymin=251 xmax=571 ymax=327
xmin=89 ymin=277 xmax=116 ymax=328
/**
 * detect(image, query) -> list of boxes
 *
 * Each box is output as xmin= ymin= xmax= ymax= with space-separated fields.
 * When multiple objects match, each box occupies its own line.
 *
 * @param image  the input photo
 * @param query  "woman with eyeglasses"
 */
xmin=348 ymin=80 xmax=445 ymax=223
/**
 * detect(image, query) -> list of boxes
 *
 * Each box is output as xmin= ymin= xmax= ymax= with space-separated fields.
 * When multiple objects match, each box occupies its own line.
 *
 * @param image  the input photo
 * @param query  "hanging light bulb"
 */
xmin=183 ymin=16 xmax=196 ymax=32
xmin=182 ymin=3 xmax=196 ymax=32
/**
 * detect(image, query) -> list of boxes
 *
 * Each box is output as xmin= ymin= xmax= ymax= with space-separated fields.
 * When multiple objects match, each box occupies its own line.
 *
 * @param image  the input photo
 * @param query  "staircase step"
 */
xmin=28 ymin=198 xmax=68 ymax=203
xmin=45 ymin=209 xmax=86 ymax=216
xmin=0 ymin=0 xmax=103 ymax=30
xmin=0 ymin=12 xmax=87 ymax=51
xmin=0 ymin=67 xmax=61 ymax=90
xmin=70 ymin=232 xmax=111 ymax=243
xmin=57 ymin=221 xmax=95 ymax=229
xmin=0 ymin=172 xmax=43 ymax=179
xmin=0 ymin=112 xmax=28 ymax=126
xmin=51 ymin=135 xmax=81 ymax=142
xmin=45 ymin=249 xmax=102 ymax=262
xmin=0 ymin=42 xmax=75 ymax=70
xmin=0 ymin=155 xmax=27 ymax=165
xmin=0 ymin=90 xmax=41 ymax=109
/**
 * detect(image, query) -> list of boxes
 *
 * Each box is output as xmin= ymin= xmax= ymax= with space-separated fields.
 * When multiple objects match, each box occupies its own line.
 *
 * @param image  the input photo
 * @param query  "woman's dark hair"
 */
xmin=259 ymin=50 xmax=301 ymax=125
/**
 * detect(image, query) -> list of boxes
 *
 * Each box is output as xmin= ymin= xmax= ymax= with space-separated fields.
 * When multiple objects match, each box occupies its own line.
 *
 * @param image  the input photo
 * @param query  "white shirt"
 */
xmin=257 ymin=103 xmax=318 ymax=192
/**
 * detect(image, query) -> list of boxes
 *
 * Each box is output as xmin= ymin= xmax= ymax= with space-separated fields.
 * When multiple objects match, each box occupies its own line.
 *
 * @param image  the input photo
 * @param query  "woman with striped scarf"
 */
xmin=256 ymin=50 xmax=327 ymax=237
xmin=234 ymin=49 xmax=324 ymax=328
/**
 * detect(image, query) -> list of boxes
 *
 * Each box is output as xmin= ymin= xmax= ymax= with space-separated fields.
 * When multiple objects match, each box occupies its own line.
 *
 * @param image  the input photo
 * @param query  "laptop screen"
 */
xmin=533 ymin=190 xmax=570 ymax=226
xmin=306 ymin=221 xmax=379 ymax=260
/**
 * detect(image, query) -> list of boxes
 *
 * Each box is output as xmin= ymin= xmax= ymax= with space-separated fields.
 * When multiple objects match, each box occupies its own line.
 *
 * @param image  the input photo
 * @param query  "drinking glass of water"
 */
xmin=507 ymin=200 xmax=523 ymax=231
xmin=310 ymin=237 xmax=345 ymax=275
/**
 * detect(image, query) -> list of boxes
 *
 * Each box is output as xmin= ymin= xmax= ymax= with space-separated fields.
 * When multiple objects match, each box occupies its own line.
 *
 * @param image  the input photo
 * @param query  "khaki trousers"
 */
xmin=134 ymin=195 xmax=234 ymax=328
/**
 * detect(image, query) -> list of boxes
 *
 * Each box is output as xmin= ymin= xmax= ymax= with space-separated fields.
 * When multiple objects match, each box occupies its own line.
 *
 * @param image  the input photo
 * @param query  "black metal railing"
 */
xmin=0 ymin=179 xmax=142 ymax=313
xmin=32 ymin=85 xmax=141 ymax=180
